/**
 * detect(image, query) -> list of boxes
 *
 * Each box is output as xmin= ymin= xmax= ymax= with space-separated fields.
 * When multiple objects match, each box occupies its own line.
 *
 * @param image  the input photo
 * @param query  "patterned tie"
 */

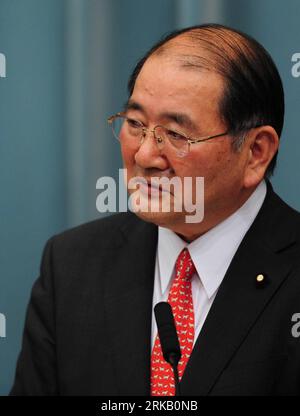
xmin=151 ymin=248 xmax=196 ymax=396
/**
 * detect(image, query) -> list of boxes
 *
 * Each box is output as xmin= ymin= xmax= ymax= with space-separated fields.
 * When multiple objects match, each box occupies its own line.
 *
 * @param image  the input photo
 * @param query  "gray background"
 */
xmin=0 ymin=0 xmax=299 ymax=395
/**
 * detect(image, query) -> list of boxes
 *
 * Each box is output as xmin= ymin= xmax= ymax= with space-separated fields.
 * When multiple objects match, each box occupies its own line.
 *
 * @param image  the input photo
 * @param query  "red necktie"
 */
xmin=151 ymin=248 xmax=196 ymax=396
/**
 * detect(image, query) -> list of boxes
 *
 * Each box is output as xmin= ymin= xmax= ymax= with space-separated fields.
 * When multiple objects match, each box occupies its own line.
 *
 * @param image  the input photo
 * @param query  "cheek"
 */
xmin=185 ymin=145 xmax=236 ymax=186
xmin=121 ymin=143 xmax=135 ymax=170
xmin=212 ymin=150 xmax=245 ymax=190
xmin=179 ymin=148 xmax=218 ymax=178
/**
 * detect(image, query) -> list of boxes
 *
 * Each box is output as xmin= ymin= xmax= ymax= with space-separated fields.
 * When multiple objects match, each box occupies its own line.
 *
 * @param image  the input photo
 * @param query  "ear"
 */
xmin=243 ymin=126 xmax=279 ymax=188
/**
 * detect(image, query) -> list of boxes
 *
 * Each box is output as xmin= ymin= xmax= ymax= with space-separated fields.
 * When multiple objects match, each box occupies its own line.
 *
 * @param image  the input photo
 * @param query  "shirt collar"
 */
xmin=157 ymin=180 xmax=267 ymax=299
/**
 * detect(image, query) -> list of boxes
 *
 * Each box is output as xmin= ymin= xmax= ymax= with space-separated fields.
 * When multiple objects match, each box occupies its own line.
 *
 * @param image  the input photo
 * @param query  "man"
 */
xmin=11 ymin=24 xmax=300 ymax=395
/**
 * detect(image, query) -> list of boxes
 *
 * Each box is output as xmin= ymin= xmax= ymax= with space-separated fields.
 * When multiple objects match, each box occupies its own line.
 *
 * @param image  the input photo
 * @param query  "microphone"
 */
xmin=154 ymin=301 xmax=181 ymax=396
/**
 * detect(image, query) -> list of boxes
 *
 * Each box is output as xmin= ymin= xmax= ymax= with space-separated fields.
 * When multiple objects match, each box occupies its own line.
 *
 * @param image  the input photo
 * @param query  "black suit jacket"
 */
xmin=10 ymin=183 xmax=300 ymax=395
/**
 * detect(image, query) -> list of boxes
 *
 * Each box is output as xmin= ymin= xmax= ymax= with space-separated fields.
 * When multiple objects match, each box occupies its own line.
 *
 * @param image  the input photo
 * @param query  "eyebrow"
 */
xmin=124 ymin=99 xmax=197 ymax=131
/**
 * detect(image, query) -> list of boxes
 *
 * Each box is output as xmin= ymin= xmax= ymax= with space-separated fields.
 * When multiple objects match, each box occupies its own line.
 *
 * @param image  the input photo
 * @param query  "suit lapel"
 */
xmin=103 ymin=215 xmax=158 ymax=395
xmin=180 ymin=237 xmax=292 ymax=395
xmin=180 ymin=184 xmax=297 ymax=395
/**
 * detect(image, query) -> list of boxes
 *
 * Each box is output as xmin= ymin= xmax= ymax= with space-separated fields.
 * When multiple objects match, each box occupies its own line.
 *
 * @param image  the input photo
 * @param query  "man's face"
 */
xmin=121 ymin=54 xmax=250 ymax=240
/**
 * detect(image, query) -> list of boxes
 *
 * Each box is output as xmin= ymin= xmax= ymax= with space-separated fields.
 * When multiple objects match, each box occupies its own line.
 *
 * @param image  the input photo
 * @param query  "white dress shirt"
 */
xmin=151 ymin=180 xmax=267 ymax=349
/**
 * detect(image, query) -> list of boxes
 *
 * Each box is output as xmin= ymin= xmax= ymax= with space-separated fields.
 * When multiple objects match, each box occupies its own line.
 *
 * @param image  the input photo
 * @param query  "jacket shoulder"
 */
xmin=47 ymin=212 xmax=145 ymax=254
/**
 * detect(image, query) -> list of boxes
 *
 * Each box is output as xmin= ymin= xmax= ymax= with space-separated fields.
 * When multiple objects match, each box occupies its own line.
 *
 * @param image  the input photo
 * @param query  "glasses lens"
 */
xmin=111 ymin=116 xmax=144 ymax=143
xmin=156 ymin=126 xmax=189 ymax=157
xmin=111 ymin=116 xmax=125 ymax=141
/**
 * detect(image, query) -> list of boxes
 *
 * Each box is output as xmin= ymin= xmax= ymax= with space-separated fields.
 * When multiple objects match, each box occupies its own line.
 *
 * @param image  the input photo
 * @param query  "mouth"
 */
xmin=132 ymin=177 xmax=175 ymax=196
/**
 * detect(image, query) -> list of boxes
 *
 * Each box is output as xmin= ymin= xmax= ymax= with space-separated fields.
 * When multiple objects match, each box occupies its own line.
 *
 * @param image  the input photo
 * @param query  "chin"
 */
xmin=132 ymin=209 xmax=184 ymax=228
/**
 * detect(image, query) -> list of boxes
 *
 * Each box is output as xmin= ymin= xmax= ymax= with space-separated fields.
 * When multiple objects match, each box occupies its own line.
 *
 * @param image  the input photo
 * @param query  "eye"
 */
xmin=126 ymin=118 xmax=143 ymax=129
xmin=165 ymin=129 xmax=187 ymax=142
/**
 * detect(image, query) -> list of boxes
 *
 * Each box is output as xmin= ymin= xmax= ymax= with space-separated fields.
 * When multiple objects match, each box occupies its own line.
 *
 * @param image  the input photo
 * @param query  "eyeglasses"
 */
xmin=107 ymin=112 xmax=229 ymax=157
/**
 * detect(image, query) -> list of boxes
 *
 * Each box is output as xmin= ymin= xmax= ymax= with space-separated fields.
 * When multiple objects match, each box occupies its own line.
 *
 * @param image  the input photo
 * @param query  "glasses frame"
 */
xmin=107 ymin=112 xmax=229 ymax=152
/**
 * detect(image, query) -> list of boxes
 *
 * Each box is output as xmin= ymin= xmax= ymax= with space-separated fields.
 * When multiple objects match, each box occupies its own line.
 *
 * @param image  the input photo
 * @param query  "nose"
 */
xmin=134 ymin=129 xmax=169 ymax=170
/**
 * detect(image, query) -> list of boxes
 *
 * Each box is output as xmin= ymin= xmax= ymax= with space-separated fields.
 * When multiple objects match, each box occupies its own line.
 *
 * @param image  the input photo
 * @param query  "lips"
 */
xmin=133 ymin=177 xmax=174 ymax=195
xmin=142 ymin=181 xmax=170 ymax=195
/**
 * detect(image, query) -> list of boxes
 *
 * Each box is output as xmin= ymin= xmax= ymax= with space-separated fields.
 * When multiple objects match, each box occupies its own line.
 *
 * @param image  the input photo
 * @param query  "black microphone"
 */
xmin=154 ymin=301 xmax=181 ymax=396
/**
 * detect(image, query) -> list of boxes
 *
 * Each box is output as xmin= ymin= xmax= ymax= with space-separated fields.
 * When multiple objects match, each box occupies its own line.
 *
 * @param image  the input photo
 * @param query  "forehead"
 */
xmin=131 ymin=54 xmax=224 ymax=121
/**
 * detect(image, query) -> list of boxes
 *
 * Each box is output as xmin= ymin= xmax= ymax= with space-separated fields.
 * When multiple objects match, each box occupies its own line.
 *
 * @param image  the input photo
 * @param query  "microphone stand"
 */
xmin=168 ymin=353 xmax=181 ymax=396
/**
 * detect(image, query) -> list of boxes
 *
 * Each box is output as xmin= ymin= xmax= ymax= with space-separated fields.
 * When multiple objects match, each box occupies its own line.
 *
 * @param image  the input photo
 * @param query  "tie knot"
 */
xmin=175 ymin=248 xmax=196 ymax=281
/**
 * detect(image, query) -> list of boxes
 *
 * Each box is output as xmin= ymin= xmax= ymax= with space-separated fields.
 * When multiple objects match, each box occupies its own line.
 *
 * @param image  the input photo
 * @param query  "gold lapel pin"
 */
xmin=256 ymin=273 xmax=269 ymax=288
xmin=256 ymin=274 xmax=265 ymax=283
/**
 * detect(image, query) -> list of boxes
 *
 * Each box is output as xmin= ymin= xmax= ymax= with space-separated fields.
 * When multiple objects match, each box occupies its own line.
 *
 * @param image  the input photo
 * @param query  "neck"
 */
xmin=171 ymin=187 xmax=257 ymax=242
